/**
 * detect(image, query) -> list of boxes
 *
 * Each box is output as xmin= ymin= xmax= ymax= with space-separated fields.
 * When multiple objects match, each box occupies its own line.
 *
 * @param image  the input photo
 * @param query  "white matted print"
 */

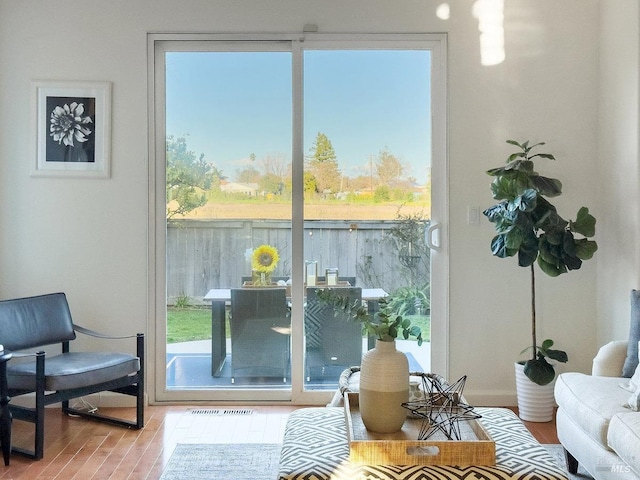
xmin=31 ymin=81 xmax=111 ymax=178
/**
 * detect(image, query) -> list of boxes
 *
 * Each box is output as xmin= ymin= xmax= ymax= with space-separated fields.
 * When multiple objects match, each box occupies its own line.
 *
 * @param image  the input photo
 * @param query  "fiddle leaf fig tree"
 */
xmin=483 ymin=140 xmax=598 ymax=386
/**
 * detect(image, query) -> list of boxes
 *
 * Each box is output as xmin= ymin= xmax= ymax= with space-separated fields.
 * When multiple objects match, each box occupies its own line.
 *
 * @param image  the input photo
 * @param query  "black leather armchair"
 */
xmin=0 ymin=292 xmax=143 ymax=460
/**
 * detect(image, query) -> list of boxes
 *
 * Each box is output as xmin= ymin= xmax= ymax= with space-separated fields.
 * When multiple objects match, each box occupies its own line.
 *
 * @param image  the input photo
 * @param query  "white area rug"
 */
xmin=159 ymin=443 xmax=281 ymax=480
xmin=544 ymin=444 xmax=594 ymax=480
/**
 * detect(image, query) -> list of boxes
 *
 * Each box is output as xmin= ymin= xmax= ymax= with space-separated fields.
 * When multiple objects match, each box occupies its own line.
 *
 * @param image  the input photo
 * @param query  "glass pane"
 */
xmin=165 ymin=51 xmax=293 ymax=391
xmin=303 ymin=50 xmax=432 ymax=390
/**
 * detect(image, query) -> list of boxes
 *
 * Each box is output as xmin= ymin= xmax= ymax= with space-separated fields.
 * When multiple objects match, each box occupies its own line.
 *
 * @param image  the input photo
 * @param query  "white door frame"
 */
xmin=147 ymin=32 xmax=448 ymax=404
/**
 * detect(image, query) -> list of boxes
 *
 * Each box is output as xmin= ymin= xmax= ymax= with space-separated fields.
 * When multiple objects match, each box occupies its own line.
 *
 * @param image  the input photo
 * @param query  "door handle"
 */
xmin=426 ymin=222 xmax=441 ymax=251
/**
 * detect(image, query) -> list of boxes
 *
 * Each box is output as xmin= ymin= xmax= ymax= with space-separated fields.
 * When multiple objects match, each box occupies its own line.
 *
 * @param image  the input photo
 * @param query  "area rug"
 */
xmin=544 ymin=444 xmax=594 ymax=480
xmin=159 ymin=442 xmax=592 ymax=480
xmin=159 ymin=443 xmax=281 ymax=480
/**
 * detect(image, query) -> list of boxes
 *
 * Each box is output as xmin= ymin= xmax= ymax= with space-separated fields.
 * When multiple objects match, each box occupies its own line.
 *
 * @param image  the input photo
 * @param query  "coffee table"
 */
xmin=278 ymin=406 xmax=568 ymax=480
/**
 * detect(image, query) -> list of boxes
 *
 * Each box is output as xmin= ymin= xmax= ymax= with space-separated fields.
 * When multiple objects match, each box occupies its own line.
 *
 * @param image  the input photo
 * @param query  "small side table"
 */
xmin=0 ymin=349 xmax=12 ymax=466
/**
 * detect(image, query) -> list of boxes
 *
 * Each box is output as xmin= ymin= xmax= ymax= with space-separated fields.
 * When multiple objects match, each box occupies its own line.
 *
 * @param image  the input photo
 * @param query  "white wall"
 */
xmin=0 ymin=0 xmax=612 ymax=405
xmin=447 ymin=2 xmax=601 ymax=404
xmin=597 ymin=0 xmax=640 ymax=346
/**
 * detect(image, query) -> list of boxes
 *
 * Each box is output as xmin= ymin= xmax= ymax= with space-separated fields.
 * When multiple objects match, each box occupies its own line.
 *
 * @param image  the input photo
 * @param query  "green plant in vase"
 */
xmin=317 ymin=287 xmax=423 ymax=432
xmin=317 ymin=289 xmax=423 ymax=345
xmin=483 ymin=140 xmax=598 ymax=386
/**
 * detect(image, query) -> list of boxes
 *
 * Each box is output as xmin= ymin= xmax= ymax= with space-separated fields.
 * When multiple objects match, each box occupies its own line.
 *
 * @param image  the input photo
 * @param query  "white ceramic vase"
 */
xmin=359 ymin=339 xmax=409 ymax=433
xmin=514 ymin=362 xmax=556 ymax=422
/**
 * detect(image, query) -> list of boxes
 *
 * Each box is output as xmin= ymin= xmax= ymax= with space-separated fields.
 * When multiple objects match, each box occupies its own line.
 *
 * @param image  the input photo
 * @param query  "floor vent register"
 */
xmin=190 ymin=408 xmax=254 ymax=416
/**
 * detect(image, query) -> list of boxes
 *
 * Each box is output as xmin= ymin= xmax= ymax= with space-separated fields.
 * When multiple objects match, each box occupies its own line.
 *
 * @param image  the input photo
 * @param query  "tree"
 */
xmin=256 ymin=152 xmax=289 ymax=195
xmin=306 ymin=132 xmax=341 ymax=193
xmin=374 ymin=185 xmax=391 ymax=202
xmin=259 ymin=173 xmax=284 ymax=195
xmin=166 ymin=135 xmax=221 ymax=219
xmin=236 ymin=165 xmax=261 ymax=184
xmin=260 ymin=152 xmax=289 ymax=179
xmin=483 ymin=140 xmax=597 ymax=385
xmin=350 ymin=175 xmax=373 ymax=192
xmin=376 ymin=147 xmax=404 ymax=186
xmin=303 ymin=171 xmax=318 ymax=195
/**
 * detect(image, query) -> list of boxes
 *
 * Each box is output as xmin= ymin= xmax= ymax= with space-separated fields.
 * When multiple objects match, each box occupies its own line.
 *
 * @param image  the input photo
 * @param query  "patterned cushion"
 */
xmin=278 ymin=407 xmax=567 ymax=480
xmin=303 ymin=301 xmax=326 ymax=349
xmin=279 ymin=408 xmax=349 ymax=478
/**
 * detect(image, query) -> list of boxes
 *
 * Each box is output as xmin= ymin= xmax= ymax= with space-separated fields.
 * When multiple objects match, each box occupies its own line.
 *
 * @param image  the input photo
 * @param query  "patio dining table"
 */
xmin=203 ymin=287 xmax=388 ymax=377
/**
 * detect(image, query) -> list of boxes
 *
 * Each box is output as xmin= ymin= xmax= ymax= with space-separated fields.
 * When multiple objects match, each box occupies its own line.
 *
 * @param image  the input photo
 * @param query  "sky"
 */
xmin=165 ymin=49 xmax=432 ymax=185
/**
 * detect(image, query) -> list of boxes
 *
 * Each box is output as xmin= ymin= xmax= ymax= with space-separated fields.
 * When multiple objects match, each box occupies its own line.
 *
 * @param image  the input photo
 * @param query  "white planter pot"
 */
xmin=514 ymin=362 xmax=556 ymax=422
xmin=359 ymin=339 xmax=409 ymax=433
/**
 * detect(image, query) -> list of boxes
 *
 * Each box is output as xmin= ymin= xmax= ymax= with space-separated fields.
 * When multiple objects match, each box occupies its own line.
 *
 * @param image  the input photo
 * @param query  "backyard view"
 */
xmin=166 ymin=130 xmax=432 ymax=338
xmin=167 ymin=306 xmax=430 ymax=345
xmin=166 ymin=131 xmax=430 ymax=221
xmin=165 ymin=128 xmax=432 ymax=298
xmin=162 ymin=45 xmax=433 ymax=395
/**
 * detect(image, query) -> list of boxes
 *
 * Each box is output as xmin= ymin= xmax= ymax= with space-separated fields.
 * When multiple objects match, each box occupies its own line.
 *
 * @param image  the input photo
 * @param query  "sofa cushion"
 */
xmin=555 ymin=372 xmax=630 ymax=447
xmin=7 ymin=352 xmax=140 ymax=391
xmin=622 ymin=289 xmax=640 ymax=377
xmin=619 ymin=342 xmax=640 ymax=410
xmin=608 ymin=413 xmax=640 ymax=477
xmin=626 ymin=389 xmax=640 ymax=410
xmin=593 ymin=340 xmax=628 ymax=377
xmin=625 ymin=365 xmax=640 ymax=411
xmin=624 ymin=345 xmax=640 ymax=389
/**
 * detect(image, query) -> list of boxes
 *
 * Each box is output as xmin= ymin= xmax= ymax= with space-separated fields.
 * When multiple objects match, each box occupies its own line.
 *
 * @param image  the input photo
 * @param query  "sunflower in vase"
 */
xmin=251 ymin=245 xmax=279 ymax=286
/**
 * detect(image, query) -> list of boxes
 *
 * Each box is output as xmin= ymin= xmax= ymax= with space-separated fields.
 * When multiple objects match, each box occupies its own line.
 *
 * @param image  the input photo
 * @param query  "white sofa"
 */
xmin=555 ymin=340 xmax=640 ymax=480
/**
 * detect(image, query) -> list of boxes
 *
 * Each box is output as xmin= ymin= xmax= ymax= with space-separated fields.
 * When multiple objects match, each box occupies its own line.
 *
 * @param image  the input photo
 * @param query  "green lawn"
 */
xmin=166 ymin=307 xmax=430 ymax=344
xmin=167 ymin=307 xmax=214 ymax=343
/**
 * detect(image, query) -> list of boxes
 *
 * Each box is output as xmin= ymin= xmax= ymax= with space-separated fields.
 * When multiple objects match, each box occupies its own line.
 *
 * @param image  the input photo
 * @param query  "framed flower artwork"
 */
xmin=31 ymin=81 xmax=111 ymax=178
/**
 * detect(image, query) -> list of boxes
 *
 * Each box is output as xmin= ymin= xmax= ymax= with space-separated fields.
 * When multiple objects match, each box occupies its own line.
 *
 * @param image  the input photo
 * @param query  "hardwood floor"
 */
xmin=506 ymin=406 xmax=560 ymax=444
xmin=1 ymin=405 xmax=559 ymax=480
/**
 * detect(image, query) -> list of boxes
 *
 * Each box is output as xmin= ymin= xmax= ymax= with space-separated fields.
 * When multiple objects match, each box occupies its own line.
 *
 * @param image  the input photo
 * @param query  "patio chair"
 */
xmin=304 ymin=286 xmax=363 ymax=382
xmin=229 ymin=288 xmax=291 ymax=383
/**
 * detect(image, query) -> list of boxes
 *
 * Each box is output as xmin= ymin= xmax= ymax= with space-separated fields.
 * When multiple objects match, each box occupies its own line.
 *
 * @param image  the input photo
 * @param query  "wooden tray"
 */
xmin=344 ymin=392 xmax=495 ymax=466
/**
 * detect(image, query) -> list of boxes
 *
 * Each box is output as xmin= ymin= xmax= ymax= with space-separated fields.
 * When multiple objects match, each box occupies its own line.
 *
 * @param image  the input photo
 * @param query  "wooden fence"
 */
xmin=167 ymin=219 xmax=430 ymax=304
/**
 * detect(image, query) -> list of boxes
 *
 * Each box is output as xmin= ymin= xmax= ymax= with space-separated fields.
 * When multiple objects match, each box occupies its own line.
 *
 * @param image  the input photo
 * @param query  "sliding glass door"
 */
xmin=301 ymin=49 xmax=432 ymax=393
xmin=151 ymin=34 xmax=447 ymax=403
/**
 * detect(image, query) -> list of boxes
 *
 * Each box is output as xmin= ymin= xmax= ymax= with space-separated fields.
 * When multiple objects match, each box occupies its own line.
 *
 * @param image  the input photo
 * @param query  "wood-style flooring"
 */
xmin=1 ymin=405 xmax=559 ymax=480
